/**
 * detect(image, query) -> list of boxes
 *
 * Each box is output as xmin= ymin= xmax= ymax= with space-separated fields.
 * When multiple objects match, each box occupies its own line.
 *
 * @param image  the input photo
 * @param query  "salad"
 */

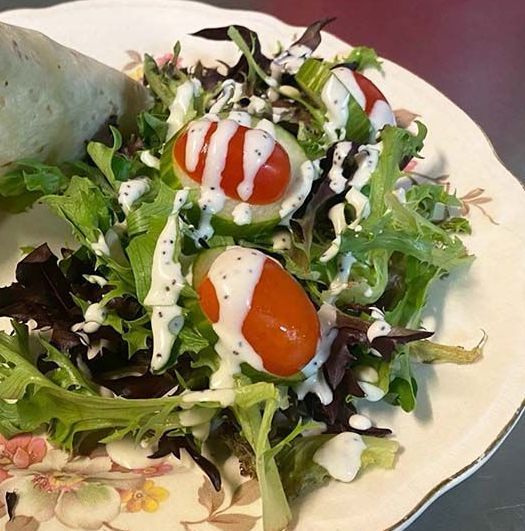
xmin=0 ymin=18 xmax=483 ymax=531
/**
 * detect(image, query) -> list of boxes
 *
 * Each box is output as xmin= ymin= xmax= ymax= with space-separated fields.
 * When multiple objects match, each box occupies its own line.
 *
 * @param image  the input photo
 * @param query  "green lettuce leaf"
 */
xmin=43 ymin=176 xmax=113 ymax=245
xmin=343 ymin=46 xmax=382 ymax=71
xmin=276 ymin=433 xmax=399 ymax=500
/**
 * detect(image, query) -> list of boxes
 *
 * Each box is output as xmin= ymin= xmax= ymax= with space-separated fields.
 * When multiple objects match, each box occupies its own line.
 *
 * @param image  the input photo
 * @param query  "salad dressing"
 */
xmin=368 ymin=99 xmax=396 ymax=132
xmin=118 ymin=177 xmax=150 ymax=214
xmin=144 ymin=189 xmax=189 ymax=371
xmin=279 ymin=160 xmax=316 ymax=220
xmin=271 ymin=43 xmax=312 ymax=77
xmin=255 ymin=118 xmax=276 ymax=138
xmin=207 ymin=247 xmax=267 ymax=388
xmin=313 ymin=432 xmax=366 ymax=482
xmin=320 ymin=203 xmax=347 ymax=262
xmin=197 ymin=119 xmax=239 ymax=238
xmin=228 ymin=110 xmax=252 ymax=127
xmin=349 ymin=413 xmax=372 ymax=431
xmin=296 ymin=304 xmax=338 ymax=405
xmin=84 ymin=274 xmax=108 ymax=287
xmin=359 ymin=382 xmax=386 ymax=402
xmin=185 ymin=119 xmax=213 ymax=172
xmin=320 ymin=144 xmax=381 ymax=265
xmin=166 ymin=79 xmax=201 ymax=140
xmin=272 ymin=228 xmax=292 ymax=251
xmin=181 ymin=389 xmax=236 ymax=407
xmin=139 ymin=150 xmax=161 ymax=170
xmin=247 ymin=95 xmax=268 ymax=115
xmin=238 ymin=128 xmax=275 ymax=201
xmin=321 ymin=74 xmax=349 ymax=142
xmin=72 ymin=302 xmax=107 ymax=334
xmin=327 ymin=141 xmax=353 ymax=193
xmin=209 ymin=79 xmax=243 ymax=114
xmin=325 ymin=252 xmax=357 ymax=301
xmin=91 ymin=231 xmax=111 ymax=257
xmin=295 ymin=370 xmax=333 ymax=405
xmin=232 ymin=202 xmax=252 ymax=225
xmin=329 ymin=67 xmax=395 ymax=134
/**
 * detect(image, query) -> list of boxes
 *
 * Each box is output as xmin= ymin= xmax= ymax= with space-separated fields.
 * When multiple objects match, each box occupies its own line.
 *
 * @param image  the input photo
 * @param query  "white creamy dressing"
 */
xmin=86 ymin=338 xmax=110 ymax=360
xmin=71 ymin=302 xmax=107 ymax=334
xmin=320 ymin=203 xmax=347 ymax=262
xmin=209 ymin=79 xmax=243 ymax=114
xmin=166 ymin=79 xmax=201 ymax=141
xmin=349 ymin=413 xmax=372 ymax=431
xmin=231 ymin=202 xmax=252 ymax=225
xmin=313 ymin=432 xmax=366 ymax=482
xmin=83 ymin=275 xmax=108 ymax=287
xmin=321 ymin=73 xmax=350 ymax=142
xmin=118 ymin=177 xmax=150 ymax=214
xmin=181 ymin=389 xmax=236 ymax=407
xmin=320 ymin=144 xmax=381 ymax=266
xmin=355 ymin=339 xmax=388 ymax=402
xmin=227 ymin=110 xmax=252 ymax=127
xmin=345 ymin=187 xmax=371 ymax=229
xmin=327 ymin=141 xmax=353 ymax=193
xmin=207 ymin=247 xmax=267 ymax=389
xmin=295 ymin=370 xmax=333 ymax=405
xmin=144 ymin=189 xmax=189 ymax=371
xmin=91 ymin=231 xmax=111 ymax=257
xmin=322 ymin=67 xmax=394 ymax=139
xmin=367 ymin=318 xmax=392 ymax=342
xmin=272 ymin=228 xmax=292 ymax=251
xmin=324 ymin=252 xmax=357 ymax=303
xmin=238 ymin=128 xmax=275 ymax=201
xmin=247 ymin=95 xmax=268 ymax=114
xmin=197 ymin=119 xmax=239 ymax=239
xmin=279 ymin=160 xmax=316 ymax=221
xmin=178 ymin=408 xmax=216 ymax=427
xmin=359 ymin=382 xmax=386 ymax=402
xmin=271 ymin=43 xmax=312 ymax=77
xmin=139 ymin=150 xmax=161 ymax=170
xmin=352 ymin=144 xmax=382 ymax=189
xmin=368 ymin=99 xmax=396 ymax=133
xmin=255 ymin=118 xmax=276 ymax=138
xmin=185 ymin=119 xmax=213 ymax=172
xmin=295 ymin=304 xmax=338 ymax=405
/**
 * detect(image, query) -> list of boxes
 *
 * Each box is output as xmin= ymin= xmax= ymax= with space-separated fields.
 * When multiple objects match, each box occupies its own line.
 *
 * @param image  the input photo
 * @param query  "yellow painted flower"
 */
xmin=121 ymin=479 xmax=169 ymax=513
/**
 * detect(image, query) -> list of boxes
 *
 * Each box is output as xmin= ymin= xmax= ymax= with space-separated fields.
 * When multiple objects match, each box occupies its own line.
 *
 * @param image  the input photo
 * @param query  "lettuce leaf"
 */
xmin=276 ymin=433 xmax=399 ymax=500
xmin=341 ymin=46 xmax=382 ymax=72
xmin=233 ymin=380 xmax=292 ymax=531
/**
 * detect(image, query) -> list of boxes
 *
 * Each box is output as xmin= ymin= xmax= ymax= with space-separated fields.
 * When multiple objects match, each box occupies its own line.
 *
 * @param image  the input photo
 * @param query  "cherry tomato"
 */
xmin=173 ymin=120 xmax=291 ymax=205
xmin=198 ymin=255 xmax=320 ymax=376
xmin=353 ymin=71 xmax=390 ymax=115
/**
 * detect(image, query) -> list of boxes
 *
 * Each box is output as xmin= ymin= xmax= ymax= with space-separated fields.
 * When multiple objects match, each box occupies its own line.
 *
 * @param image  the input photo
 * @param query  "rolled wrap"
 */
xmin=0 ymin=22 xmax=152 ymax=174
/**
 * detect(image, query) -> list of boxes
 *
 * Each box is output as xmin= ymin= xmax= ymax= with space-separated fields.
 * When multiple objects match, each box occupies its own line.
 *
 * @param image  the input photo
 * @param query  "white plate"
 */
xmin=1 ymin=1 xmax=524 ymax=530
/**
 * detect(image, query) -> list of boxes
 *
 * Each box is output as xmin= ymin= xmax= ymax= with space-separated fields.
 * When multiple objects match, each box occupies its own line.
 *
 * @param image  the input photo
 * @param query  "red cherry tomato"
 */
xmin=353 ymin=71 xmax=390 ymax=115
xmin=198 ymin=256 xmax=320 ymax=377
xmin=173 ymin=121 xmax=291 ymax=205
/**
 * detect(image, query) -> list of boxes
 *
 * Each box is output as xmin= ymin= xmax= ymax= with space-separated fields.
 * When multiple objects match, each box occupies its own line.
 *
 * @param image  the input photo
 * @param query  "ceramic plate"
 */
xmin=1 ymin=1 xmax=524 ymax=530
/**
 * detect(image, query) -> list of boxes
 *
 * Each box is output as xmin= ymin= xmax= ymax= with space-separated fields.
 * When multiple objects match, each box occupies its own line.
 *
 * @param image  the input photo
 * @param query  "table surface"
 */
xmin=1 ymin=1 xmax=524 ymax=530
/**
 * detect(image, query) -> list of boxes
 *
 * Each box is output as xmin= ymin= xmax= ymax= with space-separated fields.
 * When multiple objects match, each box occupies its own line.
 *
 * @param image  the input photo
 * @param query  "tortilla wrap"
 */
xmin=0 ymin=21 xmax=152 ymax=173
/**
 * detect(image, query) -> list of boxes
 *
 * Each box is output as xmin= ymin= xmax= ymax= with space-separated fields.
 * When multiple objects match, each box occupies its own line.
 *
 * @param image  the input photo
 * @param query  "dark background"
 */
xmin=1 ymin=1 xmax=524 ymax=530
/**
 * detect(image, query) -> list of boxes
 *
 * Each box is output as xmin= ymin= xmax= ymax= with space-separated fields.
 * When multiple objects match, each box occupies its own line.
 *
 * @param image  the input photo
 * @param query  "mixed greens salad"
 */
xmin=0 ymin=19 xmax=482 ymax=530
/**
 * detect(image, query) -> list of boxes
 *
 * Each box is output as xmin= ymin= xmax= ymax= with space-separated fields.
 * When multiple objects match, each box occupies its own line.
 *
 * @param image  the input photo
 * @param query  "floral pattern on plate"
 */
xmin=0 ymin=434 xmax=261 ymax=531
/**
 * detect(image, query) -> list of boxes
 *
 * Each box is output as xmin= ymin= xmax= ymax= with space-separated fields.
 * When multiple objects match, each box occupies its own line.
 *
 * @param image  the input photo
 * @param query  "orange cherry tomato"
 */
xmin=173 ymin=120 xmax=291 ymax=205
xmin=198 ymin=256 xmax=320 ymax=377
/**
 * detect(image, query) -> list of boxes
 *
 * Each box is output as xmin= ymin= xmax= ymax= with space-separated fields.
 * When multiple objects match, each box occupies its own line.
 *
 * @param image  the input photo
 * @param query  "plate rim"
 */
xmin=1 ymin=1 xmax=525 ymax=529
